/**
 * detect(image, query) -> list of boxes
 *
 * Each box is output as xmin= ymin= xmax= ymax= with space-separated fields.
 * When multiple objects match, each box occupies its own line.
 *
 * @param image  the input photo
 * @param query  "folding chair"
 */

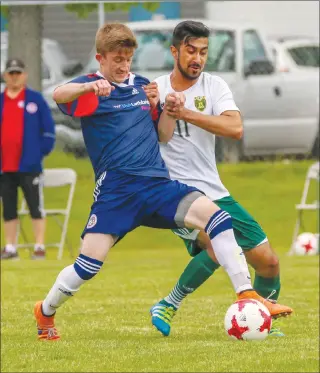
xmin=289 ymin=162 xmax=319 ymax=254
xmin=17 ymin=168 xmax=77 ymax=260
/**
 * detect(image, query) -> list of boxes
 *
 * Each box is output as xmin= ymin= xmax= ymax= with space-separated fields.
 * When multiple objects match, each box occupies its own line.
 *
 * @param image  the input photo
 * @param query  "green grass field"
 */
xmin=1 ymin=152 xmax=319 ymax=372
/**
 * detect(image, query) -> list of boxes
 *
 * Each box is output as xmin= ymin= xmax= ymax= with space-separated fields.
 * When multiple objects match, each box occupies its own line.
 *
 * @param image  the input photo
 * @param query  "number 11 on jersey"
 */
xmin=176 ymin=120 xmax=190 ymax=137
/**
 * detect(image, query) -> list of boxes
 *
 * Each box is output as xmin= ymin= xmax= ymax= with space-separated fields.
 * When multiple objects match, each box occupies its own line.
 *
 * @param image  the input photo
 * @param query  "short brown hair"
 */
xmin=95 ymin=22 xmax=138 ymax=55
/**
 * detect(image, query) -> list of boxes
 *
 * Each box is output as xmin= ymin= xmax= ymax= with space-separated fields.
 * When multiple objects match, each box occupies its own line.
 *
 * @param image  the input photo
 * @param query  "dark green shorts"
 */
xmin=173 ymin=195 xmax=267 ymax=257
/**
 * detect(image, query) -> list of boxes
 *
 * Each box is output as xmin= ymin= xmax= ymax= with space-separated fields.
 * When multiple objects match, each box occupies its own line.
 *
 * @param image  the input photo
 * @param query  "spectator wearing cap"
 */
xmin=0 ymin=58 xmax=55 ymax=260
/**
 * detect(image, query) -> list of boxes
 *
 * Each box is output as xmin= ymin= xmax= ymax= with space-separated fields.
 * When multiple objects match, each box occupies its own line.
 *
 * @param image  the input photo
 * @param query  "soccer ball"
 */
xmin=293 ymin=232 xmax=319 ymax=256
xmin=224 ymin=299 xmax=272 ymax=341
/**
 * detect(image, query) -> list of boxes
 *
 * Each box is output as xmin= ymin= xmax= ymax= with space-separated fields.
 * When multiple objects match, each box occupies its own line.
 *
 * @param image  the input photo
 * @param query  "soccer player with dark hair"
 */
xmin=144 ymin=20 xmax=290 ymax=337
xmin=33 ymin=22 xmax=292 ymax=341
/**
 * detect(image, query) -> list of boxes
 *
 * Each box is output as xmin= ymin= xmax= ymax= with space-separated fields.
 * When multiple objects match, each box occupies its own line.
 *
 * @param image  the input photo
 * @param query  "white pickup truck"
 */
xmin=47 ymin=19 xmax=319 ymax=161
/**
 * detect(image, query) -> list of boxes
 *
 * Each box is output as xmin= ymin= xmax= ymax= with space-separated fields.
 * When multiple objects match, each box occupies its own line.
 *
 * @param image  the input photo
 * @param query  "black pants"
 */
xmin=1 ymin=172 xmax=44 ymax=221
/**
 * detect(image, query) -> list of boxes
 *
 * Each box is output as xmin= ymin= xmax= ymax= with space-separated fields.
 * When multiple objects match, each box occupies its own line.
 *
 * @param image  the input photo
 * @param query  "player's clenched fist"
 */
xmin=164 ymin=92 xmax=186 ymax=119
xmin=84 ymin=79 xmax=115 ymax=97
xmin=143 ymin=82 xmax=159 ymax=110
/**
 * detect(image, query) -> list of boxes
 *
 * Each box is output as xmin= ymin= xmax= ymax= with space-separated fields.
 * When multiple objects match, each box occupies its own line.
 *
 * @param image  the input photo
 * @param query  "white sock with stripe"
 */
xmin=164 ymin=282 xmax=193 ymax=309
xmin=42 ymin=255 xmax=103 ymax=316
xmin=42 ymin=265 xmax=85 ymax=316
xmin=205 ymin=209 xmax=252 ymax=294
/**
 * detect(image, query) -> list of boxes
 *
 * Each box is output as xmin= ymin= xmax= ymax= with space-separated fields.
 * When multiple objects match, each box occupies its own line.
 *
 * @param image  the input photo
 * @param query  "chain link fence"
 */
xmin=1 ymin=2 xmax=319 ymax=163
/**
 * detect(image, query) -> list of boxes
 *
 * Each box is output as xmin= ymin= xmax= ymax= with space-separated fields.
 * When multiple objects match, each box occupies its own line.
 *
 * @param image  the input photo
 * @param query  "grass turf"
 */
xmin=1 ymin=152 xmax=319 ymax=372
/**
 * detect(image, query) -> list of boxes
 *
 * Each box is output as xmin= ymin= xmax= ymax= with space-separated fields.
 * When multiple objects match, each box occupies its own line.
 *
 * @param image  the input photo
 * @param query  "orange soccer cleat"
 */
xmin=34 ymin=301 xmax=60 ymax=341
xmin=237 ymin=290 xmax=293 ymax=319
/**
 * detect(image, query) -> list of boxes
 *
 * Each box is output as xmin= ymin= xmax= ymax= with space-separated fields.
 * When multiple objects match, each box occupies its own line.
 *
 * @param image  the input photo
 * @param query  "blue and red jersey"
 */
xmin=57 ymin=73 xmax=168 ymax=180
xmin=0 ymin=87 xmax=55 ymax=173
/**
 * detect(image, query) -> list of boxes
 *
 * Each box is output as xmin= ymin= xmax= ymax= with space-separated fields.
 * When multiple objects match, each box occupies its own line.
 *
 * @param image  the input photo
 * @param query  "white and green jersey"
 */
xmin=155 ymin=72 xmax=240 ymax=201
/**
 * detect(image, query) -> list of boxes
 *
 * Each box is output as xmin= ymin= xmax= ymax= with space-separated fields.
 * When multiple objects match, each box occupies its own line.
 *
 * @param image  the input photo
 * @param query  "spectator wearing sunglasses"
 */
xmin=0 ymin=58 xmax=55 ymax=260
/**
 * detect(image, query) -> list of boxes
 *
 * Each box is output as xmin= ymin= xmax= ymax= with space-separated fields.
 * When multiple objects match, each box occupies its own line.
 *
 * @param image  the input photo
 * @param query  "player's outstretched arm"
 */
xmin=158 ymin=92 xmax=185 ymax=143
xmin=53 ymin=80 xmax=115 ymax=104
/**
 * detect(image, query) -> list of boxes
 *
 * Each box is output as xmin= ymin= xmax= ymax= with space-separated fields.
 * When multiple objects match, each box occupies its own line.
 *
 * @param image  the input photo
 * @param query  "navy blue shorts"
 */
xmin=82 ymin=170 xmax=200 ymax=239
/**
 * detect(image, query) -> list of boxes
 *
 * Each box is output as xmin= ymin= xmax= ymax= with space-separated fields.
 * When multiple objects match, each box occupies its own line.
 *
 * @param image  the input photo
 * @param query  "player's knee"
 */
xmin=266 ymin=253 xmax=279 ymax=272
xmin=261 ymin=254 xmax=279 ymax=277
xmin=250 ymin=247 xmax=279 ymax=276
xmin=73 ymin=254 xmax=103 ymax=280
xmin=259 ymin=243 xmax=279 ymax=271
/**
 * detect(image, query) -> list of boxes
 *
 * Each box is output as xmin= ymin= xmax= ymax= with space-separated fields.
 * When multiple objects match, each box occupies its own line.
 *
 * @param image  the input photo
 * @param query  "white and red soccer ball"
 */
xmin=224 ymin=299 xmax=272 ymax=341
xmin=293 ymin=232 xmax=319 ymax=256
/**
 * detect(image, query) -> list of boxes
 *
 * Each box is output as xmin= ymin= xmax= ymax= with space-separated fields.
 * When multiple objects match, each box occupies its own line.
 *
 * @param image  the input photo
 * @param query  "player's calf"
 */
xmin=34 ymin=254 xmax=103 ymax=340
xmin=244 ymin=242 xmax=282 ymax=301
xmin=41 ymin=254 xmax=103 ymax=316
xmin=184 ymin=196 xmax=253 ymax=294
xmin=245 ymin=242 xmax=280 ymax=278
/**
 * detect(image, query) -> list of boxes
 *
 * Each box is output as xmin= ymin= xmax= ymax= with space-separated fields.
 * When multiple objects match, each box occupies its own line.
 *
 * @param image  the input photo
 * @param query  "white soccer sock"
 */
xmin=34 ymin=244 xmax=45 ymax=251
xmin=205 ymin=210 xmax=252 ymax=294
xmin=42 ymin=265 xmax=86 ymax=316
xmin=5 ymin=244 xmax=16 ymax=253
xmin=211 ymin=230 xmax=252 ymax=293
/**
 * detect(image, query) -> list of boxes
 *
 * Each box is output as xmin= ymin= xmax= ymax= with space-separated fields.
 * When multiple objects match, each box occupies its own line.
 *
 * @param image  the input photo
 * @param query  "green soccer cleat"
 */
xmin=150 ymin=300 xmax=177 ymax=337
xmin=269 ymin=318 xmax=285 ymax=337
